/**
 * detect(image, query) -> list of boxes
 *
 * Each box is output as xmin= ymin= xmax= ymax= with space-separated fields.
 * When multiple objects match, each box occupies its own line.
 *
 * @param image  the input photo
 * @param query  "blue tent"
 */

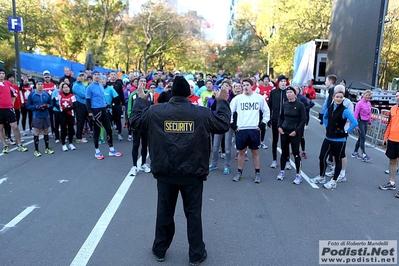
xmin=20 ymin=52 xmax=113 ymax=77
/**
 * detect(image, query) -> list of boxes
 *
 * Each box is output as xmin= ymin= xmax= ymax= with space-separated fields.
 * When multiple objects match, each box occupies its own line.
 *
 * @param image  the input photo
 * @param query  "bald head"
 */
xmin=334 ymin=84 xmax=346 ymax=93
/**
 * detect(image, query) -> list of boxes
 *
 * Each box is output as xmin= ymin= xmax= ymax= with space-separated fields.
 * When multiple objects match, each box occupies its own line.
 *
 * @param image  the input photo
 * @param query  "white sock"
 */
xmin=390 ymin=181 xmax=395 ymax=185
xmin=95 ymin=148 xmax=100 ymax=153
xmin=340 ymin=170 xmax=346 ymax=176
xmin=109 ymin=147 xmax=115 ymax=152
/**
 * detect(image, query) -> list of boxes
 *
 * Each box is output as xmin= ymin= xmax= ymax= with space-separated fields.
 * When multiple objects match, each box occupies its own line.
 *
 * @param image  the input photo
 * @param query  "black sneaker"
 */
xmin=379 ymin=182 xmax=396 ymax=191
xmin=152 ymin=251 xmax=165 ymax=262
xmin=189 ymin=250 xmax=207 ymax=266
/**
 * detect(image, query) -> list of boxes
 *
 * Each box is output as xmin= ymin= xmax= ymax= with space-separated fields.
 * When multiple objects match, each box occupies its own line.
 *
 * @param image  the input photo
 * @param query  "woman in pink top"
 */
xmin=351 ymin=90 xmax=372 ymax=162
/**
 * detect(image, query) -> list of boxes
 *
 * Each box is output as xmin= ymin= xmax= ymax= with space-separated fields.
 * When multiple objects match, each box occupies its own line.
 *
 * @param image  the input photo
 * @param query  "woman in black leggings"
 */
xmin=276 ymin=86 xmax=306 ymax=184
xmin=310 ymin=89 xmax=358 ymax=189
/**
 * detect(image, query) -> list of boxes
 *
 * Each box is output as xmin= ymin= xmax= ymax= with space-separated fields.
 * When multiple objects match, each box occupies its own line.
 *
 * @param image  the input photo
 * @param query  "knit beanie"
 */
xmin=277 ymin=75 xmax=287 ymax=83
xmin=172 ymin=76 xmax=190 ymax=97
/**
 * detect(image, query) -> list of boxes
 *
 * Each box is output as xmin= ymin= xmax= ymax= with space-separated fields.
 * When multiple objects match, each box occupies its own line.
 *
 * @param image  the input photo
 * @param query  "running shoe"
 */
xmin=34 ymin=150 xmax=42 ymax=157
xmin=337 ymin=174 xmax=347 ymax=182
xmin=277 ymin=171 xmax=285 ymax=181
xmin=232 ymin=172 xmax=243 ymax=182
xmin=301 ymin=152 xmax=307 ymax=159
xmin=379 ymin=182 xmax=396 ymax=190
xmin=75 ymin=138 xmax=88 ymax=143
xmin=362 ymin=155 xmax=372 ymax=162
xmin=117 ymin=134 xmax=123 ymax=141
xmin=385 ymin=169 xmax=399 ymax=175
xmin=351 ymin=152 xmax=359 ymax=158
xmin=127 ymin=135 xmax=132 ymax=142
xmin=326 ymin=160 xmax=334 ymax=167
xmin=310 ymin=176 xmax=326 ymax=184
xmin=209 ymin=165 xmax=218 ymax=171
xmin=45 ymin=148 xmax=54 ymax=154
xmin=17 ymin=145 xmax=28 ymax=152
xmin=140 ymin=163 xmax=151 ymax=173
xmin=324 ymin=179 xmax=337 ymax=189
xmin=395 ymin=191 xmax=399 ymax=198
xmin=55 ymin=139 xmax=60 ymax=144
xmin=98 ymin=139 xmax=105 ymax=145
xmin=293 ymin=174 xmax=302 ymax=185
xmin=220 ymin=153 xmax=226 ymax=159
xmin=223 ymin=167 xmax=230 ymax=175
xmin=245 ymin=153 xmax=249 ymax=161
xmin=109 ymin=150 xmax=122 ymax=157
xmin=270 ymin=160 xmax=277 ymax=168
xmin=285 ymin=162 xmax=292 ymax=170
xmin=2 ymin=146 xmax=9 ymax=154
xmin=68 ymin=143 xmax=76 ymax=150
xmin=95 ymin=152 xmax=104 ymax=160
xmin=260 ymin=141 xmax=268 ymax=149
xmin=254 ymin=173 xmax=261 ymax=183
xmin=7 ymin=138 xmax=16 ymax=145
xmin=130 ymin=166 xmax=139 ymax=176
xmin=22 ymin=130 xmax=27 ymax=136
xmin=62 ymin=145 xmax=68 ymax=152
xmin=325 ymin=167 xmax=335 ymax=177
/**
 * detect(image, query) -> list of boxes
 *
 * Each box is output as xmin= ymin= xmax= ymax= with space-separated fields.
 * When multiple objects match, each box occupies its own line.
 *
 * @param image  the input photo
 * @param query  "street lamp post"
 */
xmin=267 ymin=25 xmax=275 ymax=76
xmin=11 ymin=0 xmax=21 ymax=84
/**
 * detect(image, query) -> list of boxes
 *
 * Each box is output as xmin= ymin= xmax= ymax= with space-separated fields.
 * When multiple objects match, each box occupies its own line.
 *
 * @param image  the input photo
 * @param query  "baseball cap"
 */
xmin=174 ymin=70 xmax=180 ymax=75
xmin=92 ymin=70 xmax=100 ymax=75
xmin=43 ymin=70 xmax=51 ymax=76
xmin=77 ymin=72 xmax=84 ymax=76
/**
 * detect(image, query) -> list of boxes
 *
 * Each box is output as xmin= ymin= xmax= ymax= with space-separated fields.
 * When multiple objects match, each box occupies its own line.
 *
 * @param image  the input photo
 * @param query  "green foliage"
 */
xmin=0 ymin=40 xmax=16 ymax=73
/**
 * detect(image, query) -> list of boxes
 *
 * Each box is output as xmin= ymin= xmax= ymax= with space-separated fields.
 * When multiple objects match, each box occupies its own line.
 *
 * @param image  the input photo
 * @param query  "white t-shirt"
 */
xmin=230 ymin=93 xmax=270 ymax=130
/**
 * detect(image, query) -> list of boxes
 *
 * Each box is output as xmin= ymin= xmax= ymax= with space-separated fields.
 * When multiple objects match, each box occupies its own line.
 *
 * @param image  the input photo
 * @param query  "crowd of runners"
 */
xmin=0 ymin=67 xmax=398 ymax=198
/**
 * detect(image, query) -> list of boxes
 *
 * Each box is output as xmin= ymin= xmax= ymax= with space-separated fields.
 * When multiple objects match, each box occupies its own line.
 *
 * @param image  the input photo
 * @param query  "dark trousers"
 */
xmin=152 ymin=180 xmax=205 ymax=262
xmin=271 ymin=121 xmax=280 ymax=160
xmin=319 ymin=139 xmax=346 ymax=180
xmin=53 ymin=111 xmax=61 ymax=140
xmin=280 ymin=133 xmax=301 ymax=174
xmin=21 ymin=105 xmax=32 ymax=131
xmin=132 ymin=129 xmax=148 ymax=166
xmin=112 ymin=105 xmax=122 ymax=134
xmin=92 ymin=109 xmax=113 ymax=149
xmin=60 ymin=113 xmax=75 ymax=145
xmin=75 ymin=102 xmax=87 ymax=139
xmin=354 ymin=120 xmax=368 ymax=154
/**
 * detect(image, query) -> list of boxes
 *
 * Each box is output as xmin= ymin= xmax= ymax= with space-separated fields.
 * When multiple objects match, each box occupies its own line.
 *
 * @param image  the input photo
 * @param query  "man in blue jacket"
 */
xmin=26 ymin=79 xmax=54 ymax=156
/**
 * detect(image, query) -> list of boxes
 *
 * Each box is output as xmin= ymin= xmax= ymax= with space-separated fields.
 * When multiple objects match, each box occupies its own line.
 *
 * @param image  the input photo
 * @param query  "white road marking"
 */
xmin=58 ymin=180 xmax=69 ymax=183
xmin=70 ymin=155 xmax=148 ymax=266
xmin=0 ymin=205 xmax=39 ymax=233
xmin=277 ymin=147 xmax=319 ymax=189
xmin=0 ymin=177 xmax=7 ymax=185
xmin=320 ymin=192 xmax=330 ymax=201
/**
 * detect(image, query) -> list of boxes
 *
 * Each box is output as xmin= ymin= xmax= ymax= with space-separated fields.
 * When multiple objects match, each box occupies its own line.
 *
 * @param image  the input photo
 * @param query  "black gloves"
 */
xmin=267 ymin=120 xmax=272 ymax=128
xmin=259 ymin=122 xmax=266 ymax=131
xmin=230 ymin=123 xmax=238 ymax=131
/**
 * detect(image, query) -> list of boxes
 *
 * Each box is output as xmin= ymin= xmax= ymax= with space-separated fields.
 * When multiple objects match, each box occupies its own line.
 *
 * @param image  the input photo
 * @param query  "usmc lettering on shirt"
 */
xmin=164 ymin=121 xmax=195 ymax=133
xmin=240 ymin=102 xmax=260 ymax=111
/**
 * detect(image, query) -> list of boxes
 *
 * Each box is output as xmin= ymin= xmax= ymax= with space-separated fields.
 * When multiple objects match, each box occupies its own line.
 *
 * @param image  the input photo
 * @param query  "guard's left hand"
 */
xmin=216 ymin=86 xmax=229 ymax=101
xmin=137 ymin=83 xmax=149 ymax=100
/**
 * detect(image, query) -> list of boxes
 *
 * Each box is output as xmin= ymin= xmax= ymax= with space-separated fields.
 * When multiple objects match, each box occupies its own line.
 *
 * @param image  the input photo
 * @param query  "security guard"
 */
xmin=130 ymin=76 xmax=231 ymax=265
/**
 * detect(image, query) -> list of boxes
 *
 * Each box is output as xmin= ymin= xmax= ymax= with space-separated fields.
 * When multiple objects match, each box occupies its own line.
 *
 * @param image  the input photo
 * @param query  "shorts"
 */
xmin=235 ymin=129 xmax=260 ymax=150
xmin=32 ymin=118 xmax=51 ymax=129
xmin=385 ymin=140 xmax=399 ymax=159
xmin=0 ymin=108 xmax=17 ymax=124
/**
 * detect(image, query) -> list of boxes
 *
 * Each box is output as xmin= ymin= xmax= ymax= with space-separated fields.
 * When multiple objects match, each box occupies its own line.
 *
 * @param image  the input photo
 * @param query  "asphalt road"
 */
xmin=1 ymin=105 xmax=398 ymax=266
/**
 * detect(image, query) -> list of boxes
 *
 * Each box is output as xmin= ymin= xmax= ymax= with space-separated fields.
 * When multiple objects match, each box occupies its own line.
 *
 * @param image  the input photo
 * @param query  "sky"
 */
xmin=177 ymin=0 xmax=232 ymax=43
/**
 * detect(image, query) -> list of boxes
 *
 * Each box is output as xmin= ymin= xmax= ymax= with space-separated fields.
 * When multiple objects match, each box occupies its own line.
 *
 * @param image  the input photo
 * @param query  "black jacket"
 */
xmin=130 ymin=96 xmax=231 ymax=185
xmin=268 ymin=88 xmax=288 ymax=122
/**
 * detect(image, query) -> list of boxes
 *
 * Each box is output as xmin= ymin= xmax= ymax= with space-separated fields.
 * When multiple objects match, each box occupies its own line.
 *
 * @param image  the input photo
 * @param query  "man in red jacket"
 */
xmin=0 ymin=69 xmax=28 ymax=153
